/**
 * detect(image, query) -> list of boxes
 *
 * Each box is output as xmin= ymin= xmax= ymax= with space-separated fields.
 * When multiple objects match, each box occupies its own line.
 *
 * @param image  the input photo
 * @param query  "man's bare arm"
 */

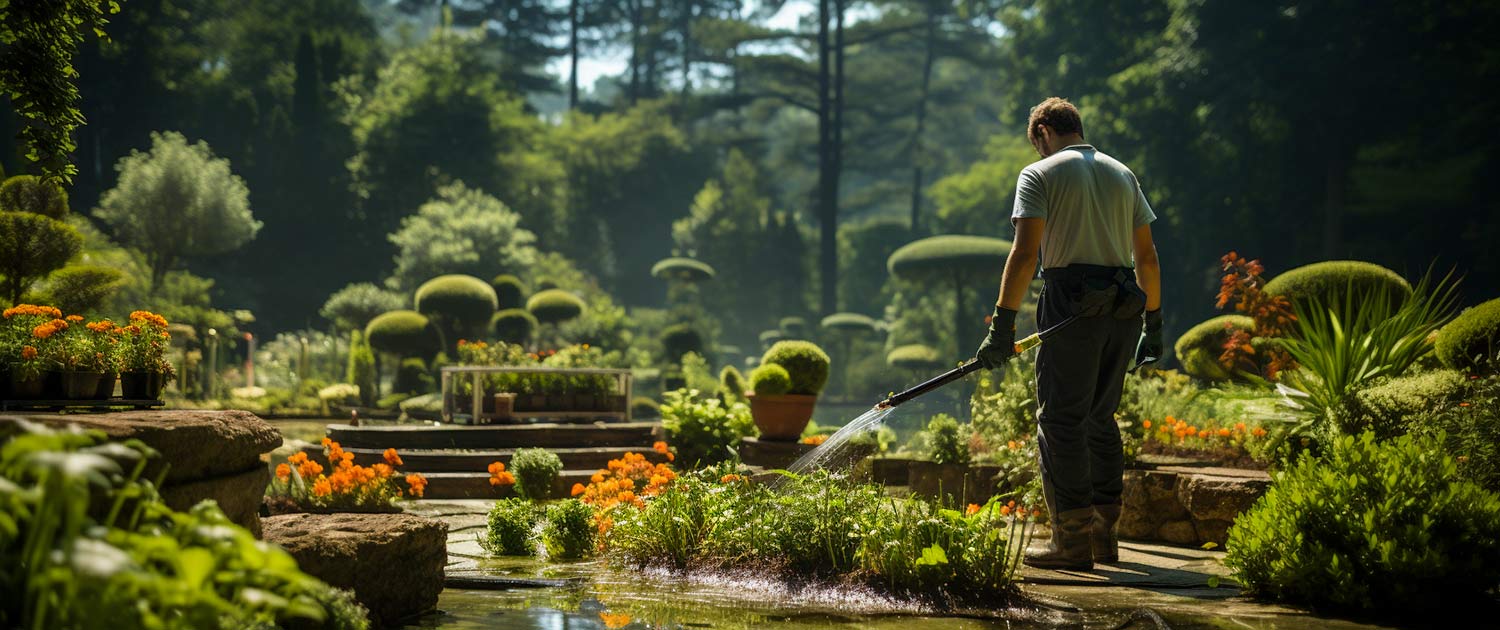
xmin=1132 ymin=223 xmax=1160 ymax=311
xmin=996 ymin=217 xmax=1045 ymax=310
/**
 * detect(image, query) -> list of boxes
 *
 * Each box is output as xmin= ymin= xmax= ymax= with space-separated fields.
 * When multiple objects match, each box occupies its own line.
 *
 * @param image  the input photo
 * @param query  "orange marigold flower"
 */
xmin=966 ymin=503 xmax=981 ymax=516
xmin=1217 ymin=428 xmax=1232 ymax=438
xmin=275 ymin=463 xmax=291 ymax=481
xmin=600 ymin=613 xmax=633 ymax=629
xmin=1000 ymin=505 xmax=1012 ymax=515
xmin=1141 ymin=420 xmax=1151 ymax=429
xmin=312 ymin=478 xmax=332 ymax=497
xmin=383 ymin=448 xmax=404 ymax=466
xmin=406 ymin=473 xmax=428 ymax=497
xmin=801 ymin=434 xmax=827 ymax=446
xmin=591 ymin=472 xmax=605 ymax=484
xmin=720 ymin=474 xmax=741 ymax=483
xmin=619 ymin=490 xmax=636 ymax=504
xmin=488 ymin=461 xmax=506 ymax=475
xmin=571 ymin=483 xmax=586 ymax=496
xmin=21 ymin=346 xmax=37 ymax=360
xmin=652 ymin=441 xmax=670 ymax=454
xmin=373 ymin=463 xmax=393 ymax=478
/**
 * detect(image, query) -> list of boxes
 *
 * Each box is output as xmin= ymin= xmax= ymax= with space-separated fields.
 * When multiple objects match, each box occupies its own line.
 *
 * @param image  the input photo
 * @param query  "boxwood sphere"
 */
xmin=0 ymin=174 xmax=69 ymax=218
xmin=886 ymin=344 xmax=944 ymax=370
xmin=1435 ymin=297 xmax=1500 ymax=372
xmin=526 ymin=289 xmax=586 ymax=324
xmin=760 ymin=340 xmax=830 ymax=396
xmin=1263 ymin=260 xmax=1411 ymax=312
xmin=491 ymin=308 xmax=538 ymax=344
xmin=415 ymin=274 xmax=498 ymax=326
xmin=365 ymin=310 xmax=441 ymax=357
xmin=1174 ymin=315 xmax=1255 ymax=381
xmin=749 ymin=363 xmax=792 ymax=396
xmin=490 ymin=274 xmax=528 ymax=309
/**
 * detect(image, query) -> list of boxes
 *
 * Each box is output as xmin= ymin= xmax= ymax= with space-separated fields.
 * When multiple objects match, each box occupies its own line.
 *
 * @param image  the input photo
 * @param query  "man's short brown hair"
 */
xmin=1027 ymin=97 xmax=1084 ymax=146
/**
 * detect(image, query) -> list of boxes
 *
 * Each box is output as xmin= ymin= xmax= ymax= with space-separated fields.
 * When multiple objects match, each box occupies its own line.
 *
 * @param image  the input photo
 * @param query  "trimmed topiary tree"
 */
xmin=0 ymin=175 xmax=69 ymax=218
xmin=526 ymin=289 xmax=586 ymax=325
xmin=43 ymin=264 xmax=124 ymax=315
xmin=394 ymin=357 xmax=434 ymax=394
xmin=490 ymin=274 xmax=528 ymax=309
xmin=749 ymin=363 xmax=791 ymax=395
xmin=661 ymin=324 xmax=704 ymax=363
xmin=1264 ymin=260 xmax=1412 ymax=312
xmin=888 ymin=235 xmax=1010 ymax=356
xmin=415 ymin=274 xmax=498 ymax=351
xmin=1435 ymin=297 xmax=1500 ymax=373
xmin=1174 ymin=315 xmax=1256 ymax=381
xmin=651 ymin=257 xmax=716 ymax=282
xmin=490 ymin=308 xmax=537 ymax=344
xmin=365 ymin=310 xmax=441 ymax=359
xmin=0 ymin=212 xmax=82 ymax=304
xmin=760 ymin=340 xmax=830 ymax=396
xmin=821 ymin=312 xmax=878 ymax=400
xmin=321 ymin=282 xmax=407 ymax=333
xmin=778 ymin=316 xmax=808 ymax=340
xmin=757 ymin=329 xmax=784 ymax=352
xmin=886 ymin=344 xmax=944 ymax=372
xmin=346 ymin=330 xmax=378 ymax=405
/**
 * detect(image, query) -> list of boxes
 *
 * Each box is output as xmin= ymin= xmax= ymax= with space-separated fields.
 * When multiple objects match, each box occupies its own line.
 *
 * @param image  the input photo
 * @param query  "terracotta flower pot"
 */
xmin=94 ymin=372 xmax=118 ymax=399
xmin=748 ymin=393 xmax=818 ymax=441
xmin=59 ymin=371 xmax=103 ymax=400
xmin=491 ymin=393 xmax=516 ymax=423
xmin=120 ymin=371 xmax=165 ymax=400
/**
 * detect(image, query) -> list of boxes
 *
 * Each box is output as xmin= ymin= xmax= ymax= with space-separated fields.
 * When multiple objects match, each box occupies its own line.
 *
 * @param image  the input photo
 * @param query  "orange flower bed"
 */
xmin=267 ymin=438 xmax=426 ymax=509
xmin=487 ymin=461 xmax=516 ymax=486
xmin=572 ymin=451 xmax=678 ymax=538
xmin=800 ymin=434 xmax=828 ymax=446
xmin=1147 ymin=415 xmax=1268 ymax=447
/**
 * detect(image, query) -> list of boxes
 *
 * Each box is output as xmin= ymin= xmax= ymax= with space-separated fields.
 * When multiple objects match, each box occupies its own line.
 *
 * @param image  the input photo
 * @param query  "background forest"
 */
xmin=3 ymin=0 xmax=1498 ymax=403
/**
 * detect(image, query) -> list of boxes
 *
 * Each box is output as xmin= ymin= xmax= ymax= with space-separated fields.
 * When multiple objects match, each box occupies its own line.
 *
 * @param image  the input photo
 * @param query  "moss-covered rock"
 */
xmin=1174 ymin=315 xmax=1255 ymax=381
xmin=490 ymin=274 xmax=528 ymax=309
xmin=1435 ymin=297 xmax=1500 ymax=373
xmin=1264 ymin=260 xmax=1411 ymax=312
xmin=761 ymin=340 xmax=831 ymax=396
xmin=526 ymin=289 xmax=586 ymax=324
xmin=365 ymin=310 xmax=441 ymax=358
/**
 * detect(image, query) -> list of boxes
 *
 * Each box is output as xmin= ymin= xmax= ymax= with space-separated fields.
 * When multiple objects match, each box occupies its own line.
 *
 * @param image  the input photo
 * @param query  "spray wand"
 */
xmin=876 ymin=316 xmax=1080 ymax=409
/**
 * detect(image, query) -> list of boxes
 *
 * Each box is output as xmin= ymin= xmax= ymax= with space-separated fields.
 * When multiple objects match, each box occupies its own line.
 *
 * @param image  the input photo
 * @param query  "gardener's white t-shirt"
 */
xmin=1012 ymin=145 xmax=1155 ymax=269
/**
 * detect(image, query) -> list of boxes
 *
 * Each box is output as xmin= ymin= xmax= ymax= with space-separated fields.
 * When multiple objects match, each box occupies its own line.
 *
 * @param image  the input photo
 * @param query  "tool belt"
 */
xmin=1039 ymin=264 xmax=1147 ymax=320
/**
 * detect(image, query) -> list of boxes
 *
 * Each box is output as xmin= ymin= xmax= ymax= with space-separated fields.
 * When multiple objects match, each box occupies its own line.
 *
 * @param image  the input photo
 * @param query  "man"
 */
xmin=974 ymin=97 xmax=1163 ymax=571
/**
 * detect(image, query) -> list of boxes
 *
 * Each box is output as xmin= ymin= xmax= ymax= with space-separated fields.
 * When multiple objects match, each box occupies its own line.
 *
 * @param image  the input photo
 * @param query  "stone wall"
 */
xmin=1119 ymin=466 xmax=1271 ymax=547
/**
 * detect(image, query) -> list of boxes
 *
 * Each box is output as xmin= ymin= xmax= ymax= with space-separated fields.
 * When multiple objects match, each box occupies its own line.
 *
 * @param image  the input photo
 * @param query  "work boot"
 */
xmin=1091 ymin=504 xmax=1121 ymax=563
xmin=1024 ymin=507 xmax=1095 ymax=571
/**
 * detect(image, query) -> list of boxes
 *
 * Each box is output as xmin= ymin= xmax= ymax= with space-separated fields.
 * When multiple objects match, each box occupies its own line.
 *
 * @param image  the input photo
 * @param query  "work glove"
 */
xmin=975 ymin=305 xmax=1019 ymax=371
xmin=1133 ymin=309 xmax=1163 ymax=371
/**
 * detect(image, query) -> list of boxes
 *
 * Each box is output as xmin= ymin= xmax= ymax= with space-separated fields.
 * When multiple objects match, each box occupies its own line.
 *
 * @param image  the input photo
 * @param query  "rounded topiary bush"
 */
xmin=749 ymin=363 xmax=791 ymax=396
xmin=886 ymin=344 xmax=943 ymax=371
xmin=510 ymin=448 xmax=563 ymax=501
xmin=1174 ymin=315 xmax=1255 ymax=381
xmin=1264 ymin=260 xmax=1412 ymax=312
xmin=661 ymin=324 xmax=704 ymax=362
xmin=490 ymin=274 xmax=528 ymax=309
xmin=416 ymin=274 xmax=498 ymax=326
xmin=821 ymin=312 xmax=877 ymax=334
xmin=1341 ymin=370 xmax=1468 ymax=438
xmin=0 ymin=174 xmax=69 ymax=218
xmin=761 ymin=340 xmax=830 ymax=396
xmin=526 ymin=289 xmax=586 ymax=324
xmin=650 ymin=257 xmax=716 ymax=282
xmin=1435 ymin=297 xmax=1500 ymax=373
xmin=393 ymin=357 xmax=433 ymax=394
xmin=490 ymin=308 xmax=537 ymax=344
xmin=365 ymin=310 xmax=441 ymax=357
xmin=778 ymin=316 xmax=808 ymax=339
xmin=480 ymin=498 xmax=539 ymax=556
xmin=886 ymin=235 xmax=1011 ymax=278
xmin=1224 ymin=431 xmax=1500 ymax=613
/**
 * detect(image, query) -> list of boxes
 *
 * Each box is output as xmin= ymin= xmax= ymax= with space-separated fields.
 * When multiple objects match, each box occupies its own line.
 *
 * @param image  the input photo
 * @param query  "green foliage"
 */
xmin=542 ymin=499 xmax=596 ymax=560
xmin=820 ymin=312 xmax=877 ymax=333
xmin=363 ymin=310 xmax=440 ymax=358
xmin=0 ymin=421 xmax=369 ymax=629
xmin=678 ymin=352 xmax=719 ymax=394
xmin=718 ymin=365 xmax=747 ymax=404
xmin=660 ymin=324 xmax=704 ymax=362
xmin=1264 ymin=260 xmax=1413 ymax=312
xmin=346 ymin=331 xmax=377 ymax=407
xmin=1342 ymin=370 xmax=1468 ymax=439
xmin=490 ymin=274 xmax=528 ymax=309
xmin=630 ymin=396 xmax=660 ymax=418
xmin=660 ymin=388 xmax=755 ymax=468
xmin=1174 ymin=315 xmax=1255 ymax=381
xmin=415 ymin=274 xmax=498 ymax=346
xmin=748 ymin=364 xmax=791 ymax=396
xmin=393 ymin=357 xmax=433 ymax=395
xmin=511 ymin=448 xmax=563 ymax=501
xmin=0 ymin=212 xmax=82 ymax=305
xmin=94 ymin=131 xmax=260 ymax=291
xmin=1435 ymin=297 xmax=1500 ymax=373
xmin=970 ymin=353 xmax=1037 ymax=446
xmin=0 ymin=175 xmax=68 ymax=217
xmin=526 ymin=289 xmax=586 ymax=324
xmin=886 ymin=344 xmax=943 ymax=370
xmin=1224 ymin=432 xmax=1500 ymax=613
xmin=887 ymin=235 xmax=1011 ymax=278
xmin=490 ymin=308 xmax=537 ymax=344
xmin=929 ymin=134 xmax=1037 ymax=234
xmin=760 ymin=340 xmax=830 ymax=396
xmin=837 ymin=219 xmax=911 ymax=317
xmin=778 ymin=317 xmax=808 ymax=339
xmin=38 ymin=263 xmax=122 ymax=314
xmin=650 ymin=257 xmax=716 ymax=282
xmin=320 ymin=283 xmax=407 ymax=333
xmin=920 ymin=414 xmax=971 ymax=465
xmin=480 ymin=498 xmax=540 ymax=556
xmin=389 ymin=183 xmax=538 ymax=291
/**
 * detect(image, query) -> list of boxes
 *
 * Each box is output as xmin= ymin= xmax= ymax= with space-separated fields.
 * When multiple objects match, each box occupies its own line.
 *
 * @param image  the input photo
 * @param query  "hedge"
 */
xmin=364 ymin=310 xmax=441 ymax=357
xmin=490 ymin=274 xmax=528 ymax=309
xmin=490 ymin=308 xmax=537 ymax=344
xmin=1435 ymin=297 xmax=1500 ymax=373
xmin=1174 ymin=315 xmax=1255 ymax=381
xmin=1342 ymin=369 xmax=1469 ymax=438
xmin=526 ymin=289 xmax=586 ymax=324
xmin=415 ymin=274 xmax=498 ymax=327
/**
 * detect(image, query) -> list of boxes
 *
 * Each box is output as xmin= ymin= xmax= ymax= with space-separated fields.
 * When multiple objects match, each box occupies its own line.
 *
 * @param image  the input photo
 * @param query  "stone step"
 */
xmin=324 ymin=421 xmax=660 ymax=450
xmin=419 ymin=470 xmax=598 ymax=500
xmin=302 ymin=445 xmax=669 ymax=472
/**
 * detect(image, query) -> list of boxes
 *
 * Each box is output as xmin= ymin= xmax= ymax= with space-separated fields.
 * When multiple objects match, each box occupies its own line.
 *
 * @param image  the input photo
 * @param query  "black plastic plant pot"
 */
xmin=120 ymin=371 xmax=165 ymax=400
xmin=94 ymin=372 xmax=118 ymax=399
xmin=59 ymin=371 xmax=103 ymax=400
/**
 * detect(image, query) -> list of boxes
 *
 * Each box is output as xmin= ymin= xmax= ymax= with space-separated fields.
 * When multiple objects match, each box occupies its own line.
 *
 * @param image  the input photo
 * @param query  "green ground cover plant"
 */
xmin=480 ymin=498 xmax=541 ymax=556
xmin=660 ymin=388 xmax=755 ymax=468
xmin=542 ymin=499 xmax=597 ymax=559
xmin=511 ymin=448 xmax=563 ymax=501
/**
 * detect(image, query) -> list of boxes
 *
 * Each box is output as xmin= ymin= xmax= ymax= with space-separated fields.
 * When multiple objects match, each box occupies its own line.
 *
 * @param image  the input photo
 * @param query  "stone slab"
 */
xmin=13 ymin=410 xmax=282 ymax=482
xmin=158 ymin=464 xmax=269 ymax=538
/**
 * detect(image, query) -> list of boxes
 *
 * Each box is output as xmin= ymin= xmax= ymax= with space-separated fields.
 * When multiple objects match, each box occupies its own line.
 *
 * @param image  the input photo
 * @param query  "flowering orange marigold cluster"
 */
xmin=273 ymin=439 xmax=426 ymax=504
xmin=1149 ymin=416 xmax=1266 ymax=443
xmin=488 ymin=461 xmax=516 ymax=486
xmin=572 ymin=451 xmax=677 ymax=516
xmin=3 ymin=304 xmax=62 ymax=319
xmin=652 ymin=440 xmax=674 ymax=462
xmin=31 ymin=319 xmax=68 ymax=339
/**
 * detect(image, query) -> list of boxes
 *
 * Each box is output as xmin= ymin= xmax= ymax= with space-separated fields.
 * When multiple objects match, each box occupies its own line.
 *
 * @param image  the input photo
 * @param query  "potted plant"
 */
xmin=117 ymin=310 xmax=176 ymax=400
xmin=907 ymin=414 xmax=974 ymax=507
xmin=51 ymin=315 xmax=115 ymax=400
xmin=3 ymin=304 xmax=67 ymax=399
xmin=747 ymin=340 xmax=831 ymax=441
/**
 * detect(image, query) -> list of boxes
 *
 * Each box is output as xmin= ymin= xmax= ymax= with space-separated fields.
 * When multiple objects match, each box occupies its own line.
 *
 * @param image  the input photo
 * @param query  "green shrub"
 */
xmin=630 ymin=396 xmax=660 ymax=418
xmin=718 ymin=365 xmax=747 ymax=404
xmin=415 ymin=274 xmax=498 ymax=345
xmin=490 ymin=308 xmax=537 ymax=344
xmin=748 ymin=363 xmax=791 ymax=396
xmin=1341 ymin=369 xmax=1468 ymax=438
xmin=1408 ymin=375 xmax=1500 ymax=492
xmin=886 ymin=343 xmax=944 ymax=371
xmin=542 ymin=499 xmax=596 ymax=560
xmin=650 ymin=257 xmax=716 ymax=282
xmin=1173 ymin=315 xmax=1254 ymax=381
xmin=1225 ymin=432 xmax=1500 ymax=613
xmin=526 ymin=289 xmax=586 ymax=324
xmin=393 ymin=357 xmax=433 ymax=394
xmin=1264 ymin=260 xmax=1412 ymax=312
xmin=921 ymin=414 xmax=970 ymax=465
xmin=480 ymin=498 xmax=539 ymax=556
xmin=364 ymin=310 xmax=440 ymax=358
xmin=660 ymin=388 xmax=755 ymax=468
xmin=778 ymin=316 xmax=808 ymax=339
xmin=1435 ymin=297 xmax=1500 ymax=373
xmin=761 ymin=340 xmax=830 ymax=396
xmin=0 ymin=212 xmax=83 ymax=304
xmin=510 ymin=448 xmax=563 ymax=501
xmin=970 ymin=352 xmax=1037 ymax=446
xmin=490 ymin=274 xmax=528 ymax=309
xmin=376 ymin=392 xmax=412 ymax=409
xmin=0 ymin=174 xmax=69 ymax=218
xmin=661 ymin=324 xmax=704 ymax=362
xmin=346 ymin=330 xmax=377 ymax=406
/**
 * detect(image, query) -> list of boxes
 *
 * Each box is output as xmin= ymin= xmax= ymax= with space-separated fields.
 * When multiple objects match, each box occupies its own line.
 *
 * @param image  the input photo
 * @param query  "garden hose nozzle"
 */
xmin=875 ymin=316 xmax=1079 ymax=410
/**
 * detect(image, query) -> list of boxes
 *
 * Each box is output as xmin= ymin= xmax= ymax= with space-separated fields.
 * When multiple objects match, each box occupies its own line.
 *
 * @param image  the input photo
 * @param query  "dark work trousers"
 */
xmin=1034 ymin=270 xmax=1139 ymax=513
